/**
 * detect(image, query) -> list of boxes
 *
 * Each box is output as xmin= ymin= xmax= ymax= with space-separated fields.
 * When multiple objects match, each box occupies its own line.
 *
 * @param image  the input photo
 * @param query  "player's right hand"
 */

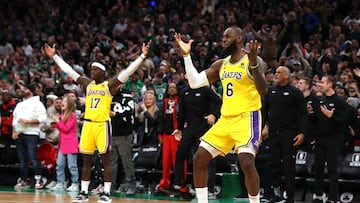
xmin=44 ymin=43 xmax=56 ymax=57
xmin=142 ymin=40 xmax=152 ymax=57
xmin=174 ymin=32 xmax=193 ymax=56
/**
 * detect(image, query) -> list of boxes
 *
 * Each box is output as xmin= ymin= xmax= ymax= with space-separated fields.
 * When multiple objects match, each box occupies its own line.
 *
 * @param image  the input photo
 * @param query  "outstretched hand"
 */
xmin=142 ymin=40 xmax=152 ymax=57
xmin=174 ymin=32 xmax=193 ymax=56
xmin=242 ymin=40 xmax=260 ymax=66
xmin=44 ymin=43 xmax=57 ymax=58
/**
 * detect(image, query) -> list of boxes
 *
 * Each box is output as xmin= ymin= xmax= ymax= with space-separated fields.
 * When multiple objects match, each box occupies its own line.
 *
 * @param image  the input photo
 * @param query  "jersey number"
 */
xmin=157 ymin=93 xmax=164 ymax=100
xmin=226 ymin=83 xmax=233 ymax=97
xmin=90 ymin=98 xmax=100 ymax=109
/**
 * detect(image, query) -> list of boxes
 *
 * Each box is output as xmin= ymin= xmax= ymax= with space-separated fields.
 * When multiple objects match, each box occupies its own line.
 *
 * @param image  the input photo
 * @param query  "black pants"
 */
xmin=173 ymin=128 xmax=216 ymax=190
xmin=256 ymin=140 xmax=272 ymax=197
xmin=269 ymin=129 xmax=297 ymax=200
xmin=314 ymin=137 xmax=340 ymax=201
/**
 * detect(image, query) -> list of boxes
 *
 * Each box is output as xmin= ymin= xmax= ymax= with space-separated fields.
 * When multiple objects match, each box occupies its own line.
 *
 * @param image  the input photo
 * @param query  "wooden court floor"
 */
xmin=0 ymin=190 xmax=182 ymax=203
xmin=0 ymin=186 xmax=241 ymax=203
xmin=0 ymin=192 xmax=182 ymax=203
xmin=0 ymin=192 xmax=171 ymax=202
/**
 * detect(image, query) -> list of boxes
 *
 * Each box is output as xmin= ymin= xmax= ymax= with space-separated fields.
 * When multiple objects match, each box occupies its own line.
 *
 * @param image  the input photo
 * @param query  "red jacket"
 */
xmin=0 ymin=98 xmax=16 ymax=136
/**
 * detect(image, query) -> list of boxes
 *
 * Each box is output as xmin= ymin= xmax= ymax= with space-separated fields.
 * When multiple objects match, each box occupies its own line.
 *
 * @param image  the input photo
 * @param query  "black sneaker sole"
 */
xmin=159 ymin=187 xmax=181 ymax=196
xmin=152 ymin=190 xmax=168 ymax=196
xmin=180 ymin=194 xmax=195 ymax=201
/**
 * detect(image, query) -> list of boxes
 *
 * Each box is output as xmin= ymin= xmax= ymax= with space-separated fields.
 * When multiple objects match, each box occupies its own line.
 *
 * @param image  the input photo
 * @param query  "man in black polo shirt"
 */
xmin=262 ymin=66 xmax=308 ymax=203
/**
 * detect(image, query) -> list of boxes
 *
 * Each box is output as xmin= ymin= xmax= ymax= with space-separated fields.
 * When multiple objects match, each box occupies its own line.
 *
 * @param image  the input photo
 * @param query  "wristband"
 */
xmin=140 ymin=53 xmax=146 ymax=60
xmin=250 ymin=64 xmax=259 ymax=69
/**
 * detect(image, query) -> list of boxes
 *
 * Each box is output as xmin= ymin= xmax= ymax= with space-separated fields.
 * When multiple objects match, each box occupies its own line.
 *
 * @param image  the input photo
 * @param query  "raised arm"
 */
xmin=299 ymin=56 xmax=311 ymax=77
xmin=108 ymin=41 xmax=152 ymax=95
xmin=174 ymin=33 xmax=221 ymax=88
xmin=116 ymin=41 xmax=151 ymax=83
xmin=250 ymin=27 xmax=265 ymax=42
xmin=44 ymin=43 xmax=91 ymax=87
xmin=242 ymin=40 xmax=268 ymax=97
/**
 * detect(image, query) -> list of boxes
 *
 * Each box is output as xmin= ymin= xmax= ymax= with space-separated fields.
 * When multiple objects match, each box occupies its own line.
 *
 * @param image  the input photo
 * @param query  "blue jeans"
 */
xmin=56 ymin=151 xmax=79 ymax=183
xmin=15 ymin=134 xmax=41 ymax=179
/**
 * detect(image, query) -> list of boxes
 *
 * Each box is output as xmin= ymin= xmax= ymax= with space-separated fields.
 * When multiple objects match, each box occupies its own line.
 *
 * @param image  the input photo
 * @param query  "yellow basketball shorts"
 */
xmin=200 ymin=110 xmax=261 ymax=156
xmin=79 ymin=121 xmax=112 ymax=155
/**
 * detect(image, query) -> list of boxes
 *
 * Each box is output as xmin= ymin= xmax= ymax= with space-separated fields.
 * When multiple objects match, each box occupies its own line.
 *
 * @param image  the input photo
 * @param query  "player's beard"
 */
xmin=220 ymin=40 xmax=237 ymax=58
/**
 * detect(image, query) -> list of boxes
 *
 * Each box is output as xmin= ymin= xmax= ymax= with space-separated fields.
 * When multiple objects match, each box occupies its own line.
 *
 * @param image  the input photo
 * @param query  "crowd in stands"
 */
xmin=0 ymin=0 xmax=360 ymax=201
xmin=0 ymin=0 xmax=359 ymax=102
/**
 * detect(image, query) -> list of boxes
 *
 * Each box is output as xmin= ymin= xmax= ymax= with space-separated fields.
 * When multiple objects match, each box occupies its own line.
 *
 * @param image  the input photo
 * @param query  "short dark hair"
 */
xmin=337 ymin=86 xmax=349 ymax=97
xmin=323 ymin=75 xmax=337 ymax=89
xmin=24 ymin=83 xmax=36 ymax=94
xmin=300 ymin=76 xmax=312 ymax=88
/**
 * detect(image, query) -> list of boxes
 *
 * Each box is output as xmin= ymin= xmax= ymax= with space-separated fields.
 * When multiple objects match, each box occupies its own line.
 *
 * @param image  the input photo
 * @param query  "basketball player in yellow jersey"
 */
xmin=174 ymin=27 xmax=268 ymax=203
xmin=44 ymin=41 xmax=151 ymax=203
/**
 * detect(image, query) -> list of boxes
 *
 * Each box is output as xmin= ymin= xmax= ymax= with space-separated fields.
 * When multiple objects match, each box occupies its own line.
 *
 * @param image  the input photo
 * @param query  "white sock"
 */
xmin=248 ymin=192 xmax=260 ymax=203
xmin=81 ymin=180 xmax=90 ymax=194
xmin=195 ymin=187 xmax=208 ymax=203
xmin=104 ymin=182 xmax=111 ymax=194
xmin=34 ymin=175 xmax=41 ymax=184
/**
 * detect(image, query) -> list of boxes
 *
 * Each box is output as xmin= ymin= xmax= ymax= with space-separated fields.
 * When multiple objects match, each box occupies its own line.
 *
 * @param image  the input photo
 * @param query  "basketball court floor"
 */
xmin=0 ymin=186 xmax=245 ymax=203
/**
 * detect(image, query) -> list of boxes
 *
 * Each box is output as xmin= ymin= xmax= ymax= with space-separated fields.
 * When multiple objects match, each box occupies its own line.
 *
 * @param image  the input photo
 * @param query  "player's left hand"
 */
xmin=142 ymin=40 xmax=152 ymax=57
xmin=242 ymin=40 xmax=260 ymax=66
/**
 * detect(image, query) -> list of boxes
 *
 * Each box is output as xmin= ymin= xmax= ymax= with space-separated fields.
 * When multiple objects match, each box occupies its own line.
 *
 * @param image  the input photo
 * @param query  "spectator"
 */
xmin=51 ymin=96 xmax=79 ymax=192
xmin=151 ymin=72 xmax=167 ymax=107
xmin=136 ymin=92 xmax=160 ymax=146
xmin=47 ymin=95 xmax=61 ymax=115
xmin=251 ymin=20 xmax=288 ymax=70
xmin=124 ymin=71 xmax=145 ymax=104
xmin=0 ymin=90 xmax=17 ymax=141
xmin=110 ymin=84 xmax=137 ymax=196
xmin=301 ymin=5 xmax=320 ymax=42
xmin=162 ymin=84 xmax=221 ymax=200
xmin=21 ymin=38 xmax=33 ymax=59
xmin=154 ymin=82 xmax=181 ymax=196
xmin=346 ymin=79 xmax=360 ymax=99
xmin=63 ymin=76 xmax=80 ymax=93
xmin=42 ymin=95 xmax=60 ymax=156
xmin=12 ymin=83 xmax=47 ymax=189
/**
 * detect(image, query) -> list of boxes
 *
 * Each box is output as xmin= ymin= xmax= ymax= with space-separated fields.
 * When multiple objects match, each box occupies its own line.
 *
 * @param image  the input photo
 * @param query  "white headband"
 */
xmin=91 ymin=62 xmax=106 ymax=71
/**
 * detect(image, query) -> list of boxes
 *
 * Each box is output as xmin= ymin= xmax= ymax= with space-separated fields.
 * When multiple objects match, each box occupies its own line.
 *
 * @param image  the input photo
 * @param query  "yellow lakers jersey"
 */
xmin=84 ymin=81 xmax=112 ymax=122
xmin=219 ymin=55 xmax=261 ymax=116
